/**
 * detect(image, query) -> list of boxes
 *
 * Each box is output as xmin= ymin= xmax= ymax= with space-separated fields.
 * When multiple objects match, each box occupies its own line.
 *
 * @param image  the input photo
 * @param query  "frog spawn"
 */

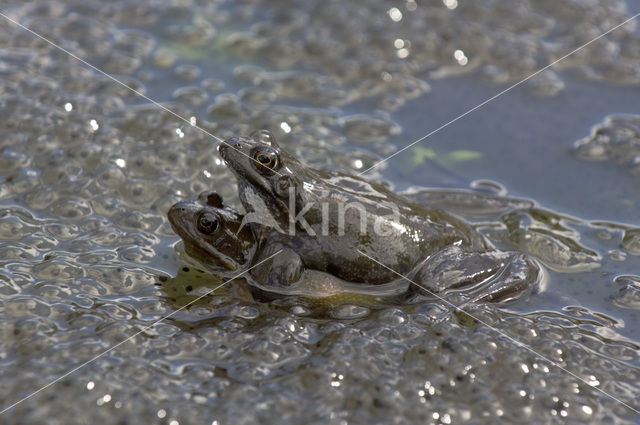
xmin=574 ymin=114 xmax=640 ymax=175
xmin=2 ymin=1 xmax=639 ymax=424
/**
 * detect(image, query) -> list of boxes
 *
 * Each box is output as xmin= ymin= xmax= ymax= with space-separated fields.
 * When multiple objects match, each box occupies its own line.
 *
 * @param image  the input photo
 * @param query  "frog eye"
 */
xmin=252 ymin=147 xmax=279 ymax=172
xmin=197 ymin=212 xmax=221 ymax=235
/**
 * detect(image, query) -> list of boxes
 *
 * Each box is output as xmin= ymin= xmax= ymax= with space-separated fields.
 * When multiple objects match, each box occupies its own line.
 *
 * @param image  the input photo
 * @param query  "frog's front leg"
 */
xmin=412 ymin=246 xmax=540 ymax=303
xmin=249 ymin=240 xmax=304 ymax=287
xmin=249 ymin=233 xmax=327 ymax=287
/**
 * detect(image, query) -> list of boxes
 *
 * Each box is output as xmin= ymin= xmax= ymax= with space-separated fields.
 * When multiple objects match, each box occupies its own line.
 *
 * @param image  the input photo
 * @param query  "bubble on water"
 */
xmin=377 ymin=308 xmax=407 ymax=325
xmin=290 ymin=305 xmax=310 ymax=316
xmin=608 ymin=250 xmax=626 ymax=262
xmin=173 ymin=64 xmax=201 ymax=81
xmin=613 ymin=275 xmax=640 ymax=309
xmin=343 ymin=115 xmax=402 ymax=143
xmin=173 ymin=86 xmax=209 ymax=107
xmin=574 ymin=115 xmax=640 ymax=174
xmin=622 ymin=228 xmax=640 ymax=255
xmin=331 ymin=304 xmax=370 ymax=319
xmin=526 ymin=70 xmax=565 ymax=97
xmin=201 ymin=78 xmax=225 ymax=93
xmin=233 ymin=305 xmax=260 ymax=319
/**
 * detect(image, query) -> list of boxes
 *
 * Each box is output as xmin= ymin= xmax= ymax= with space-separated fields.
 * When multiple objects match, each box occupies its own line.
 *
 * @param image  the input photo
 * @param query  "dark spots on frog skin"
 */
xmin=182 ymin=266 xmax=190 ymax=272
xmin=275 ymin=176 xmax=292 ymax=198
xmin=186 ymin=285 xmax=193 ymax=292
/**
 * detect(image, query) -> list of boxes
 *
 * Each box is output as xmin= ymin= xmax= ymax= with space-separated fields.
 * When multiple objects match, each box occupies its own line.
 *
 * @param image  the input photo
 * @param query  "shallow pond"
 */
xmin=1 ymin=0 xmax=640 ymax=424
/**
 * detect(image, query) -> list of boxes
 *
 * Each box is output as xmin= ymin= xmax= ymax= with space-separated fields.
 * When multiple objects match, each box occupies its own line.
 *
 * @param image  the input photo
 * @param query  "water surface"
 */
xmin=1 ymin=0 xmax=640 ymax=424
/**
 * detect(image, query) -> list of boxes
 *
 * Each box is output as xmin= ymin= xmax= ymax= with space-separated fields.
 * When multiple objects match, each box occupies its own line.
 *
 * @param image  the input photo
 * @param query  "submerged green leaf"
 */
xmin=443 ymin=150 xmax=482 ymax=165
xmin=155 ymin=44 xmax=211 ymax=65
xmin=410 ymin=146 xmax=437 ymax=166
xmin=409 ymin=146 xmax=482 ymax=167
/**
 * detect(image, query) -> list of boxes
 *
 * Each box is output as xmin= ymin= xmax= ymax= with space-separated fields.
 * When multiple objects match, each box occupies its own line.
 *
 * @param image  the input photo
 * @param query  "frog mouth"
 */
xmin=182 ymin=241 xmax=237 ymax=272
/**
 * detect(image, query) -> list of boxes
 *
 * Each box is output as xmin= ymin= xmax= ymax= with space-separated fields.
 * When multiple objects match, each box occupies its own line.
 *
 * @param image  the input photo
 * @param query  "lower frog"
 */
xmin=217 ymin=130 xmax=542 ymax=302
xmin=168 ymin=191 xmax=411 ymax=299
xmin=168 ymin=190 xmax=256 ymax=272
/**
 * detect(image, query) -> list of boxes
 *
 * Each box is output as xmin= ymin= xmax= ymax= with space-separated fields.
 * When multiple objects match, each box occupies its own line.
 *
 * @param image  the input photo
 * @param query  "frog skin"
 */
xmin=218 ymin=130 xmax=541 ymax=301
xmin=167 ymin=190 xmax=256 ymax=272
xmin=167 ymin=191 xmax=412 ymax=300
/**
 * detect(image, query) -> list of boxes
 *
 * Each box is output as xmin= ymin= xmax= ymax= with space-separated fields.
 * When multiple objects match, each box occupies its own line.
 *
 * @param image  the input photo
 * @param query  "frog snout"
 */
xmin=167 ymin=201 xmax=194 ymax=226
xmin=219 ymin=137 xmax=242 ymax=159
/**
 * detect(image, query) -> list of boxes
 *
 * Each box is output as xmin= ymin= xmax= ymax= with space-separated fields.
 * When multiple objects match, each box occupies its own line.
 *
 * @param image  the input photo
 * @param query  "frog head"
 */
xmin=219 ymin=130 xmax=316 ymax=229
xmin=167 ymin=191 xmax=255 ymax=271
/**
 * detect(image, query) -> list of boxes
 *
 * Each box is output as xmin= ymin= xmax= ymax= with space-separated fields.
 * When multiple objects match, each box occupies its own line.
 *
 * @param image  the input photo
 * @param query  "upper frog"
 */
xmin=218 ymin=130 xmax=504 ymax=287
xmin=168 ymin=190 xmax=255 ymax=272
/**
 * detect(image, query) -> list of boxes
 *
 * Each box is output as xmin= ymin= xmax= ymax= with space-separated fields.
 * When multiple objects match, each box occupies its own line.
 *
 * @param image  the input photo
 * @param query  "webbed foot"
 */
xmin=412 ymin=246 xmax=541 ymax=304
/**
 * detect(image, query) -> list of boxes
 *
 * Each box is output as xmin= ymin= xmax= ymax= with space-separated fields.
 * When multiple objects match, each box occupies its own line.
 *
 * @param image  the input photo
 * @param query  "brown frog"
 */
xmin=214 ymin=130 xmax=541 ymax=302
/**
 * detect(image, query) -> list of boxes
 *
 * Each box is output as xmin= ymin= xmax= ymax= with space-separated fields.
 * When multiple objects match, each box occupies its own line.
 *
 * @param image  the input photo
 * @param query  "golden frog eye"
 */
xmin=197 ymin=212 xmax=220 ymax=235
xmin=252 ymin=148 xmax=279 ymax=171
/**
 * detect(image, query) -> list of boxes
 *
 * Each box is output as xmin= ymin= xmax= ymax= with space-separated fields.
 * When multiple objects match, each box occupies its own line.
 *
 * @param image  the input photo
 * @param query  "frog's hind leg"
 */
xmin=412 ymin=246 xmax=541 ymax=304
xmin=402 ymin=188 xmax=534 ymax=218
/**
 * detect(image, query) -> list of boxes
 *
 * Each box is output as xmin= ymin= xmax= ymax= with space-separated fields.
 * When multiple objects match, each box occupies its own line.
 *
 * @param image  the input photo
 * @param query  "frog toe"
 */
xmin=411 ymin=248 xmax=541 ymax=304
xmin=469 ymin=252 xmax=541 ymax=303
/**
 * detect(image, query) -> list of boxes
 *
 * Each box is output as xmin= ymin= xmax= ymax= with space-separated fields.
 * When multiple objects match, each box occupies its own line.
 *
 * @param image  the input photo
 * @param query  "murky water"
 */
xmin=1 ymin=0 xmax=640 ymax=424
